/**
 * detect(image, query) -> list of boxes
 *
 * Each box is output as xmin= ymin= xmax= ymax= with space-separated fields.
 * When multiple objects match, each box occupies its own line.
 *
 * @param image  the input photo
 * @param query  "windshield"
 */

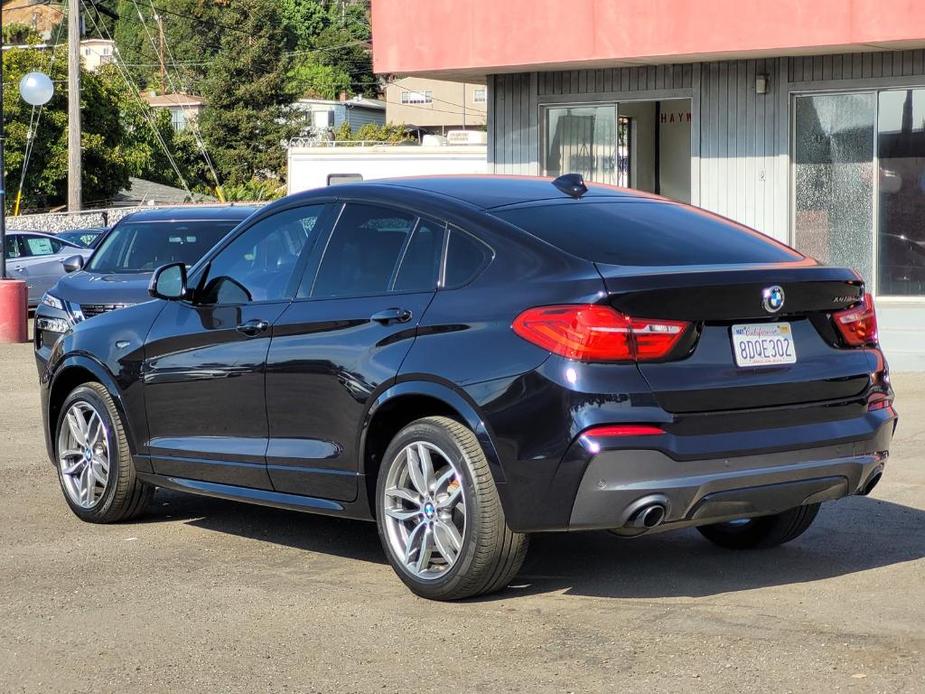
xmin=86 ymin=220 xmax=239 ymax=274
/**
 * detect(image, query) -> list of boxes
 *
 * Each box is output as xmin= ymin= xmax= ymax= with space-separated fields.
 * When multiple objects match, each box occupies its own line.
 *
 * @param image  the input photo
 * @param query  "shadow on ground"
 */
xmin=144 ymin=489 xmax=925 ymax=600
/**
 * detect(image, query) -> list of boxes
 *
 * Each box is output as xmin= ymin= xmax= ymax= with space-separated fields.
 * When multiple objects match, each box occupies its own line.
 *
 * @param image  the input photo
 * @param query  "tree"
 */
xmin=197 ymin=0 xmax=298 ymax=184
xmin=290 ymin=61 xmax=351 ymax=99
xmin=3 ymin=46 xmax=130 ymax=211
xmin=313 ymin=1 xmax=376 ymax=97
xmin=111 ymin=0 xmax=224 ymax=90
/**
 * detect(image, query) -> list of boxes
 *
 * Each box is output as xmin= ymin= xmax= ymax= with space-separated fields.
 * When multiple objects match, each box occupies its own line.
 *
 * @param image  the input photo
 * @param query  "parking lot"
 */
xmin=1 ymin=337 xmax=922 ymax=693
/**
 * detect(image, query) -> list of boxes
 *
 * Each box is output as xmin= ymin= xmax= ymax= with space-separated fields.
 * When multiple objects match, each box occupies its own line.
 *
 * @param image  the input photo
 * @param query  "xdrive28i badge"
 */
xmin=762 ymin=285 xmax=785 ymax=313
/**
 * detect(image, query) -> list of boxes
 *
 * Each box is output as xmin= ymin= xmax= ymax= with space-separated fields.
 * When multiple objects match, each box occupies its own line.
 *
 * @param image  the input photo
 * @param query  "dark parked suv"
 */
xmin=36 ymin=176 xmax=895 ymax=600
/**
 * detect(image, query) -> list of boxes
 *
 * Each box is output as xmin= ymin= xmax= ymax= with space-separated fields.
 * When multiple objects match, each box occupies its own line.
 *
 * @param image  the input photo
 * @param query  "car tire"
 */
xmin=55 ymin=382 xmax=154 ymax=523
xmin=696 ymin=503 xmax=821 ymax=550
xmin=375 ymin=416 xmax=528 ymax=600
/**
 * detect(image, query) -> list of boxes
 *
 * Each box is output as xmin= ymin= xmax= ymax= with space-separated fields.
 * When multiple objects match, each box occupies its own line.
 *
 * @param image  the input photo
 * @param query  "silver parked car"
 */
xmin=3 ymin=232 xmax=93 ymax=307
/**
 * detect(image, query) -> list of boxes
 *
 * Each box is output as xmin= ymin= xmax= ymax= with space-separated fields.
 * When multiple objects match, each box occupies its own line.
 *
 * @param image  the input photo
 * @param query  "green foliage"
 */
xmin=3 ymin=47 xmax=130 ymax=211
xmin=5 ymin=0 xmax=378 ymax=211
xmin=3 ymin=23 xmax=44 ymax=46
xmin=312 ymin=2 xmax=376 ymax=97
xmin=280 ymin=0 xmax=328 ymax=50
xmin=333 ymin=122 xmax=414 ymax=144
xmin=112 ymin=0 xmax=224 ymax=89
xmin=220 ymin=178 xmax=286 ymax=202
xmin=290 ymin=60 xmax=351 ymax=100
xmin=197 ymin=0 xmax=299 ymax=185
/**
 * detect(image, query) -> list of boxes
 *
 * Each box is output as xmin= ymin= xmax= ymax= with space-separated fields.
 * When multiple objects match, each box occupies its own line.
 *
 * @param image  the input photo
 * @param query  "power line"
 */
xmin=13 ymin=0 xmax=70 ymax=214
xmin=81 ymin=0 xmax=193 ymax=195
xmin=138 ymin=0 xmax=223 ymax=198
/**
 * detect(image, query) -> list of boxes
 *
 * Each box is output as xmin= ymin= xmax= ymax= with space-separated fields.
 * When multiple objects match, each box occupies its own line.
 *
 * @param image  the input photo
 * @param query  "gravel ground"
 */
xmin=1 ymin=338 xmax=922 ymax=693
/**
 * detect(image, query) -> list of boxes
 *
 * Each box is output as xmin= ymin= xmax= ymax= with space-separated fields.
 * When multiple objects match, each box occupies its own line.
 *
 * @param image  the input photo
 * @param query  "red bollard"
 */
xmin=0 ymin=279 xmax=29 ymax=343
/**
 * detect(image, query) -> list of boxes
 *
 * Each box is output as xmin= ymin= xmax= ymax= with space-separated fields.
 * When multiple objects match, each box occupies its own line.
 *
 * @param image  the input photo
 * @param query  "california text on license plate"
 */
xmin=731 ymin=323 xmax=797 ymax=367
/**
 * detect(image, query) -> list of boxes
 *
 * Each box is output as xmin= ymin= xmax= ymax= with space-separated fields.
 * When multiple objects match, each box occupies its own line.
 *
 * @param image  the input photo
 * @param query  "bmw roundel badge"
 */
xmin=762 ymin=285 xmax=785 ymax=313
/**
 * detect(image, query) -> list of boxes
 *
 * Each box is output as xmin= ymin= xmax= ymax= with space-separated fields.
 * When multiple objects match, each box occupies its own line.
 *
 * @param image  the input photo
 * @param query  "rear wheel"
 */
xmin=375 ymin=416 xmax=528 ymax=600
xmin=55 ymin=383 xmax=153 ymax=523
xmin=696 ymin=503 xmax=821 ymax=549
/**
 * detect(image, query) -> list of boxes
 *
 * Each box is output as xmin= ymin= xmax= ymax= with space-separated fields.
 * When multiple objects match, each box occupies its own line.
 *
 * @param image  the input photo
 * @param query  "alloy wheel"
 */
xmin=382 ymin=441 xmax=466 ymax=580
xmin=57 ymin=401 xmax=110 ymax=509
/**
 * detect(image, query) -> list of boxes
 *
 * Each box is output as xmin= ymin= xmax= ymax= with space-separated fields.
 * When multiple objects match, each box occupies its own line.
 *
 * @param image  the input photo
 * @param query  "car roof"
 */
xmin=117 ymin=205 xmax=258 ymax=223
xmin=362 ymin=175 xmax=659 ymax=210
xmin=10 ymin=230 xmax=58 ymax=237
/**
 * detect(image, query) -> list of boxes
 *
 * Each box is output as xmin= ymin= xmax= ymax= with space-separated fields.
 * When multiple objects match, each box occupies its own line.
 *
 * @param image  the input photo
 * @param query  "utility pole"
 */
xmin=1 ymin=6 xmax=7 ymax=279
xmin=156 ymin=14 xmax=166 ymax=93
xmin=462 ymin=84 xmax=466 ymax=130
xmin=67 ymin=0 xmax=82 ymax=211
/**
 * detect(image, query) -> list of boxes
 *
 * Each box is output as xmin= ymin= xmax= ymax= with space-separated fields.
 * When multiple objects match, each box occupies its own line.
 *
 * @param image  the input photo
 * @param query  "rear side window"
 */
xmin=493 ymin=201 xmax=802 ymax=266
xmin=312 ymin=204 xmax=416 ymax=298
xmin=394 ymin=220 xmax=445 ymax=292
xmin=444 ymin=229 xmax=492 ymax=288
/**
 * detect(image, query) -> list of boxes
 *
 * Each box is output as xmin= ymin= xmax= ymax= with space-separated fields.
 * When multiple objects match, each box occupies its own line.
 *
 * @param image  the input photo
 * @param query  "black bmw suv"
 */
xmin=36 ymin=176 xmax=895 ymax=600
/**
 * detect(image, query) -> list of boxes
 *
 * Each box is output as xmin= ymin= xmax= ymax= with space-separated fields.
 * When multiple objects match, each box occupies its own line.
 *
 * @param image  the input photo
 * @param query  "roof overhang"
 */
xmin=372 ymin=0 xmax=925 ymax=79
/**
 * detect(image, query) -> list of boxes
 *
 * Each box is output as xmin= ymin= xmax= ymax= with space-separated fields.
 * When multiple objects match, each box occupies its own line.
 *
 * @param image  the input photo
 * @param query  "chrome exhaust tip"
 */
xmin=628 ymin=503 xmax=667 ymax=529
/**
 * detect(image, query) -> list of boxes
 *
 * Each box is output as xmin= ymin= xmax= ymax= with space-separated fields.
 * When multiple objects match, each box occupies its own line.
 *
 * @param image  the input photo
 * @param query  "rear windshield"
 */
xmin=493 ymin=201 xmax=802 ymax=266
xmin=87 ymin=220 xmax=239 ymax=274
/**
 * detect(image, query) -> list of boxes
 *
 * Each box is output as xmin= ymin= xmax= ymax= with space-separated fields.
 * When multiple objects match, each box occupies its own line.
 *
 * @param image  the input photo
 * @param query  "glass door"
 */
xmin=543 ymin=104 xmax=618 ymax=185
xmin=793 ymin=89 xmax=925 ymax=297
xmin=792 ymin=93 xmax=876 ymax=284
xmin=877 ymin=89 xmax=925 ymax=296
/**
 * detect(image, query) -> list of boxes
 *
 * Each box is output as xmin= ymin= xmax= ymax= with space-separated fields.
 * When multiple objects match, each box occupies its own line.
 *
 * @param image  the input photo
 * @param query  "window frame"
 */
xmin=789 ymin=84 xmax=925 ymax=299
xmin=391 ymin=218 xmax=448 ymax=294
xmin=295 ymin=202 xmax=451 ymax=301
xmin=19 ymin=233 xmax=62 ymax=257
xmin=4 ymin=234 xmax=24 ymax=260
xmin=188 ymin=203 xmax=335 ymax=307
xmin=400 ymin=90 xmax=433 ymax=105
xmin=440 ymin=225 xmax=495 ymax=290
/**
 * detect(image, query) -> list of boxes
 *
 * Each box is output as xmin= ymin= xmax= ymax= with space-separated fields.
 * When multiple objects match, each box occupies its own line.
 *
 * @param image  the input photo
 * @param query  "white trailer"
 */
xmin=287 ymin=139 xmax=488 ymax=194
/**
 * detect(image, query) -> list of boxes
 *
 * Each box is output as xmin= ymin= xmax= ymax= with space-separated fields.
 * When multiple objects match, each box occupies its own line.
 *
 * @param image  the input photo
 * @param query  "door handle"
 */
xmin=370 ymin=307 xmax=412 ymax=324
xmin=236 ymin=319 xmax=270 ymax=336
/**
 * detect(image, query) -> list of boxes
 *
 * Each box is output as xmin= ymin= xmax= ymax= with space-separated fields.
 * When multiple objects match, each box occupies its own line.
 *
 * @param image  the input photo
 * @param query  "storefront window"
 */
xmin=877 ymin=89 xmax=925 ymax=296
xmin=544 ymin=105 xmax=617 ymax=185
xmin=793 ymin=93 xmax=875 ymax=285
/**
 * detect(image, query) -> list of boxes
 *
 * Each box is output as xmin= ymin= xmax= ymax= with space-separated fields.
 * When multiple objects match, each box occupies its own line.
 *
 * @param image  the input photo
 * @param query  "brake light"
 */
xmin=833 ymin=293 xmax=878 ymax=347
xmin=512 ymin=305 xmax=690 ymax=362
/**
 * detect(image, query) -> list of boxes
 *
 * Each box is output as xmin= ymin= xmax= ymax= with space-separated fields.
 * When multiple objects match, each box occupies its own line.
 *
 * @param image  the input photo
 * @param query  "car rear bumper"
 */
xmin=567 ymin=414 xmax=894 ymax=532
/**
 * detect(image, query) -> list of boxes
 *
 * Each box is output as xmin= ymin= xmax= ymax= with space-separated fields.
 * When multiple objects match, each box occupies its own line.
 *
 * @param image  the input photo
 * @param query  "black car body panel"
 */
xmin=37 ymin=177 xmax=896 ymax=535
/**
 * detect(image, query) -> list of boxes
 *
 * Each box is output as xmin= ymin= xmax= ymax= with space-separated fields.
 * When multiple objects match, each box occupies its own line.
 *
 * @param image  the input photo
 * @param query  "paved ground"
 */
xmin=0 ymin=338 xmax=922 ymax=693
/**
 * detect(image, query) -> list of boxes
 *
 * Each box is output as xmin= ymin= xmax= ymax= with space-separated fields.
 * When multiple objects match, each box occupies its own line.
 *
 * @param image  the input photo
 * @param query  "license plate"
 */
xmin=731 ymin=323 xmax=797 ymax=367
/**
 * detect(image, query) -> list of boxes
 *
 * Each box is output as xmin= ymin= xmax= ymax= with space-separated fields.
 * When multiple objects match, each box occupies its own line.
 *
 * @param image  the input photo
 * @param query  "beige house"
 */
xmin=80 ymin=39 xmax=115 ymax=72
xmin=384 ymin=77 xmax=487 ymax=131
xmin=1 ymin=1 xmax=62 ymax=41
xmin=142 ymin=93 xmax=205 ymax=132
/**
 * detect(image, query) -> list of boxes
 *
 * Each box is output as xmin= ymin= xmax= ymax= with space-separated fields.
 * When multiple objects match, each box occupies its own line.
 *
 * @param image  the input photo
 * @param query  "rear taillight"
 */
xmin=512 ymin=304 xmax=690 ymax=362
xmin=833 ymin=293 xmax=878 ymax=347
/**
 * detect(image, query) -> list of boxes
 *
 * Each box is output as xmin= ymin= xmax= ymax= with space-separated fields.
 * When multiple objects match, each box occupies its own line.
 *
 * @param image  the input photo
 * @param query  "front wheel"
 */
xmin=375 ymin=416 xmax=528 ymax=600
xmin=696 ymin=503 xmax=821 ymax=549
xmin=55 ymin=382 xmax=153 ymax=523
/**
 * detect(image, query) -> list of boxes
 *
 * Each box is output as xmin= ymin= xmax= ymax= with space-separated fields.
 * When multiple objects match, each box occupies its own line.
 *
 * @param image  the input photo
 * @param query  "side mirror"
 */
xmin=62 ymin=255 xmax=84 ymax=273
xmin=148 ymin=262 xmax=188 ymax=300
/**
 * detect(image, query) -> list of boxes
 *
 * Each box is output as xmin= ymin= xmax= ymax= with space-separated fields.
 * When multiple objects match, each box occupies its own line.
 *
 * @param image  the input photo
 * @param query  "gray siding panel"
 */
xmin=490 ymin=49 xmax=925 ymax=241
